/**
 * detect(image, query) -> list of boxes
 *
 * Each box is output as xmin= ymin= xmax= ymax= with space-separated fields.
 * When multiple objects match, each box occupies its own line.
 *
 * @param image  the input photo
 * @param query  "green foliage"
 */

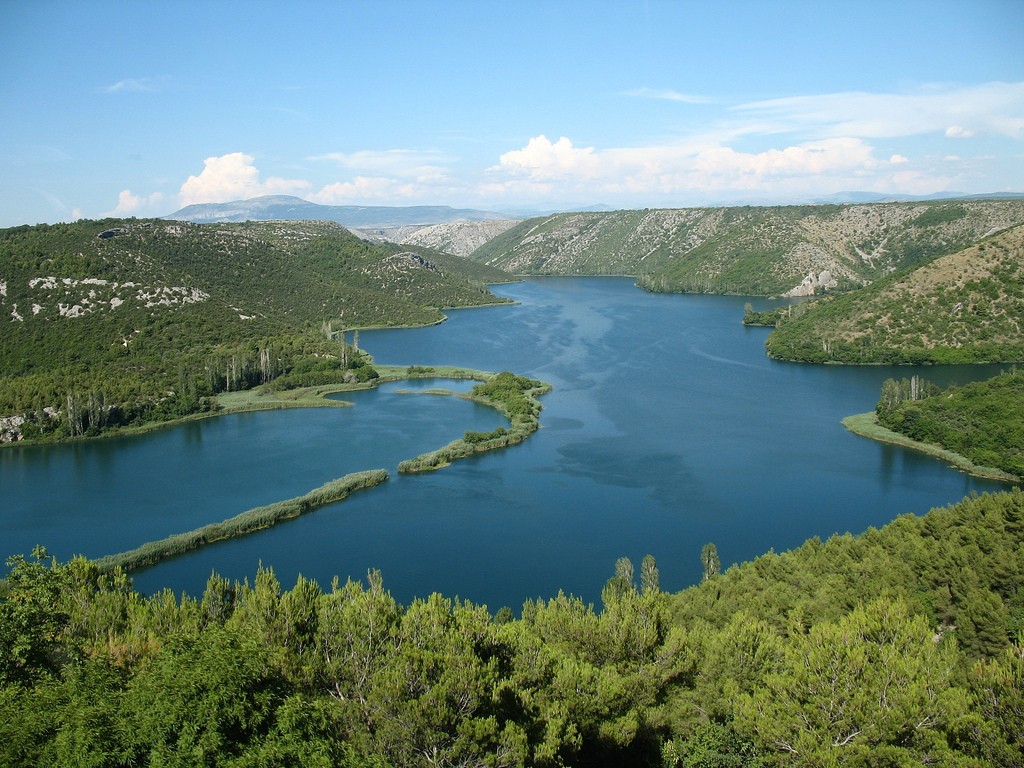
xmin=741 ymin=303 xmax=784 ymax=327
xmin=876 ymin=369 xmax=1024 ymax=477
xmin=463 ymin=425 xmax=510 ymax=444
xmin=661 ymin=722 xmax=762 ymax=768
xmin=121 ymin=626 xmax=287 ymax=764
xmin=912 ymin=204 xmax=967 ymax=228
xmin=0 ymin=219 xmax=511 ymax=442
xmin=96 ymin=469 xmax=389 ymax=573
xmin=766 ymin=223 xmax=1024 ymax=364
xmin=398 ymin=372 xmax=550 ymax=473
xmin=4 ymin=491 xmax=1024 ymax=764
xmin=0 ymin=547 xmax=73 ymax=686
xmin=735 ymin=598 xmax=966 ymax=765
xmin=961 ymin=638 xmax=1024 ymax=765
xmin=671 ymin=490 xmax=1024 ymax=659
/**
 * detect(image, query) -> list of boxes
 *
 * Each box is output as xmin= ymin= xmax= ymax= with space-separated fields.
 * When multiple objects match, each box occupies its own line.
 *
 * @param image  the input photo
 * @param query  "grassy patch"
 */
xmin=398 ymin=372 xmax=551 ymax=473
xmin=842 ymin=412 xmax=1019 ymax=482
xmin=96 ymin=469 xmax=389 ymax=573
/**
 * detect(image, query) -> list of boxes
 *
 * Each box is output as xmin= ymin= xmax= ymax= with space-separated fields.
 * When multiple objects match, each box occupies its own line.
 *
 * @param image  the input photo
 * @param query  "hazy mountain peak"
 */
xmin=164 ymin=196 xmax=516 ymax=229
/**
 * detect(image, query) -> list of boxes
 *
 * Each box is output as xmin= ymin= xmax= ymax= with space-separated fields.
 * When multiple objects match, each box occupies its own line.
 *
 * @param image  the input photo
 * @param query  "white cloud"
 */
xmin=312 ymin=177 xmax=419 ymax=204
xmin=624 ymin=87 xmax=711 ymax=104
xmin=735 ymin=81 xmax=1024 ymax=140
xmin=945 ymin=125 xmax=975 ymax=139
xmin=495 ymin=136 xmax=601 ymax=180
xmin=178 ymin=153 xmax=311 ymax=206
xmin=104 ymin=189 xmax=165 ymax=217
xmin=480 ymin=133 xmax=960 ymax=204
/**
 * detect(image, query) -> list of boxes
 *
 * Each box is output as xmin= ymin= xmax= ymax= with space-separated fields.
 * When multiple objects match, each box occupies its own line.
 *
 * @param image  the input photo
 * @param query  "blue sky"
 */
xmin=1 ymin=0 xmax=1022 ymax=226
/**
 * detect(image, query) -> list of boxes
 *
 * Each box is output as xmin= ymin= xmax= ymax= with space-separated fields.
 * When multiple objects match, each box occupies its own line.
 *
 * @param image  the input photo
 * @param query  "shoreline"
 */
xmin=78 ymin=366 xmax=549 ymax=573
xmin=96 ymin=469 xmax=389 ymax=573
xmin=842 ymin=411 xmax=1020 ymax=483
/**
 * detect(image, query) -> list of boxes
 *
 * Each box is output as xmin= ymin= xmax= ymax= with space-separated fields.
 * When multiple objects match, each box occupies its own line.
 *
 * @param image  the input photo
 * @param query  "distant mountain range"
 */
xmin=164 ymin=195 xmax=514 ymax=229
xmin=808 ymin=191 xmax=1024 ymax=205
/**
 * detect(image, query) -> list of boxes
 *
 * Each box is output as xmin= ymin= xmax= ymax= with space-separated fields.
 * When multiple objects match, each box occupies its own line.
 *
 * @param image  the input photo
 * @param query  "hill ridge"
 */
xmin=165 ymin=195 xmax=514 ymax=229
xmin=468 ymin=199 xmax=1024 ymax=297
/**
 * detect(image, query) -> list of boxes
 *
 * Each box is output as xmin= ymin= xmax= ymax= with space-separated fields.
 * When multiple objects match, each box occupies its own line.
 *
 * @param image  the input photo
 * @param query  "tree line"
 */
xmin=875 ymin=369 xmax=1024 ymax=477
xmin=2 ymin=488 xmax=1023 ymax=766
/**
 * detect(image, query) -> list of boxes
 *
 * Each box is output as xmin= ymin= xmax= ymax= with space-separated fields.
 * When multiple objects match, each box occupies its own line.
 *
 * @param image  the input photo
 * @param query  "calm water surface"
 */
xmin=1 ymin=278 xmax=1010 ymax=609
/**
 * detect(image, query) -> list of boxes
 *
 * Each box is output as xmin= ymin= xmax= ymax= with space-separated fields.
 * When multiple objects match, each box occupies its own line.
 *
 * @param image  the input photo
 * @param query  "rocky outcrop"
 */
xmin=784 ymin=269 xmax=838 ymax=297
xmin=0 ymin=414 xmax=26 ymax=442
xmin=398 ymin=220 xmax=521 ymax=257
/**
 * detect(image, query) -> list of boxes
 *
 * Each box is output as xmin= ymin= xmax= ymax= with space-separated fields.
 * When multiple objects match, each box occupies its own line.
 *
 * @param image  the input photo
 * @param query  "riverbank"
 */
xmin=88 ymin=367 xmax=549 ymax=572
xmin=842 ymin=412 xmax=1020 ymax=483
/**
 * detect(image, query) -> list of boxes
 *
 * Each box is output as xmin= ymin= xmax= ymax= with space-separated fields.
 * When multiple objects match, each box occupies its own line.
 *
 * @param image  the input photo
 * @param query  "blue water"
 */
xmin=0 ymin=278 xmax=1010 ymax=609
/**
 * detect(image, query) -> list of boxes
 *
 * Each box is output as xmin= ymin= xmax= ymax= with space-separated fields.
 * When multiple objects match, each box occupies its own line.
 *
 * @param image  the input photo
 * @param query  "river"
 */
xmin=0 ymin=277 xmax=1010 ymax=609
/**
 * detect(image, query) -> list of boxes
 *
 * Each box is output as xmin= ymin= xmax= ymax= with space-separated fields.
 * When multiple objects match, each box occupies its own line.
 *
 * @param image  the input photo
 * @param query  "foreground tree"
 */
xmin=736 ymin=598 xmax=969 ymax=765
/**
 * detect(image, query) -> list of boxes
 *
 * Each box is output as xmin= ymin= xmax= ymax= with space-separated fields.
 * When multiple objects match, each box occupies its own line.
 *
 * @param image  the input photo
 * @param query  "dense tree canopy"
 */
xmin=2 ymin=489 xmax=1023 ymax=766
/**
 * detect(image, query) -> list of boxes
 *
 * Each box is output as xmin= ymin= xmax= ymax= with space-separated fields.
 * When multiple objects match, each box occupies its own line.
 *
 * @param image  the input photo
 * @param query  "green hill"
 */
xmin=0 ymin=219 xmax=512 ymax=440
xmin=469 ymin=199 xmax=1024 ymax=296
xmin=764 ymin=224 xmax=1024 ymax=363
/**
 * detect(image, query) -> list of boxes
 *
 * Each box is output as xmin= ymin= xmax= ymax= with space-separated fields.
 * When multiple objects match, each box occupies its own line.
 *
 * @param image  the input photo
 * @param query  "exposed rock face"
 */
xmin=398 ymin=220 xmax=521 ymax=257
xmin=6 ymin=276 xmax=209 ymax=321
xmin=785 ymin=269 xmax=838 ymax=297
xmin=0 ymin=414 xmax=26 ymax=442
xmin=0 ymin=407 xmax=59 ymax=443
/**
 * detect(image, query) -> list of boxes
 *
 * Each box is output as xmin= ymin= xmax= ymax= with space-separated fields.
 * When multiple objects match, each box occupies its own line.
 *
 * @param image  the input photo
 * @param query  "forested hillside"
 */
xmin=0 ymin=219 xmax=512 ymax=441
xmin=2 ymin=489 xmax=1022 ymax=766
xmin=764 ymin=224 xmax=1024 ymax=363
xmin=468 ymin=199 xmax=1024 ymax=296
xmin=868 ymin=369 xmax=1024 ymax=477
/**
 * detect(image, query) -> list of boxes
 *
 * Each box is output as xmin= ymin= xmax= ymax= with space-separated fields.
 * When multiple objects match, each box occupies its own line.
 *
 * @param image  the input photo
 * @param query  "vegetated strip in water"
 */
xmin=398 ymin=371 xmax=552 ymax=473
xmin=842 ymin=412 xmax=1020 ymax=483
xmin=95 ymin=469 xmax=388 ymax=573
xmin=91 ymin=368 xmax=550 ymax=571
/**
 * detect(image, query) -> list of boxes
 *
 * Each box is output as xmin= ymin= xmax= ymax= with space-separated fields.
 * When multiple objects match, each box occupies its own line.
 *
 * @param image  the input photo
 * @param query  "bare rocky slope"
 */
xmin=396 ymin=220 xmax=521 ymax=257
xmin=764 ymin=223 xmax=1024 ymax=363
xmin=467 ymin=200 xmax=1024 ymax=296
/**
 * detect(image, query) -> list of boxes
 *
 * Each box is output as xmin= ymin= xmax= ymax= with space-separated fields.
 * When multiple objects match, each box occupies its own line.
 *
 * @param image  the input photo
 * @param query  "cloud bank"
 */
xmin=109 ymin=81 xmax=1023 ymax=216
xmin=178 ymin=153 xmax=311 ymax=206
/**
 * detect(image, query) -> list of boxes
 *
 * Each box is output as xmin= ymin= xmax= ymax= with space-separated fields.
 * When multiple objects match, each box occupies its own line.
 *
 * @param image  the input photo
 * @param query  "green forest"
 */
xmin=2 ymin=489 xmax=1023 ymax=767
xmin=0 ymin=219 xmax=512 ymax=443
xmin=873 ymin=369 xmax=1024 ymax=478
